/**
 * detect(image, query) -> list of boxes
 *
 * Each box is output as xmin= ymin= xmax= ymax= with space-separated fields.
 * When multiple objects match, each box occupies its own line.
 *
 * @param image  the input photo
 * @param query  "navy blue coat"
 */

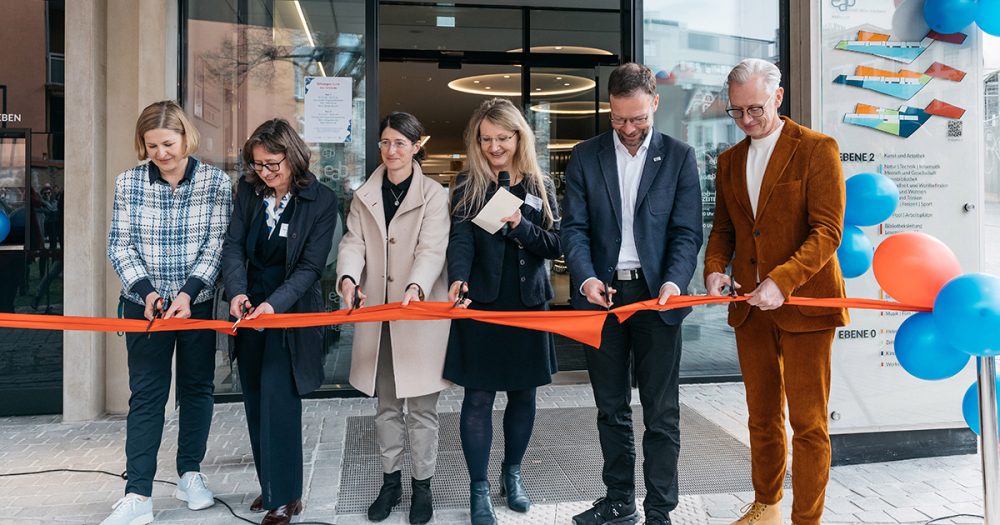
xmin=561 ymin=130 xmax=703 ymax=325
xmin=447 ymin=174 xmax=561 ymax=307
xmin=221 ymin=174 xmax=338 ymax=395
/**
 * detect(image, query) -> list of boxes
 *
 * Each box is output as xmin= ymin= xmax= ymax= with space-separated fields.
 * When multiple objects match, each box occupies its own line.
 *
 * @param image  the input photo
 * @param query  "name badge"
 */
xmin=279 ymin=223 xmax=289 ymax=238
xmin=525 ymin=193 xmax=543 ymax=211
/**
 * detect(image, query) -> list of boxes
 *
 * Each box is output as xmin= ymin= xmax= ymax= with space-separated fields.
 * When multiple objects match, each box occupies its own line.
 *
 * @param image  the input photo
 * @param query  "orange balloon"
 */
xmin=873 ymin=232 xmax=961 ymax=308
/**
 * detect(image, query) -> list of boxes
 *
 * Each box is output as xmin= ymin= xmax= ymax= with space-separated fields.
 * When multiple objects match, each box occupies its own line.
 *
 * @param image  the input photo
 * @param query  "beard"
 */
xmin=616 ymin=128 xmax=649 ymax=149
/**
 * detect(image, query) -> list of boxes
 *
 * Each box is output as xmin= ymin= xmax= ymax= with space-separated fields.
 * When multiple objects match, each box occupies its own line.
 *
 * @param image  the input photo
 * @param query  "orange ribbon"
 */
xmin=0 ymin=295 xmax=930 ymax=349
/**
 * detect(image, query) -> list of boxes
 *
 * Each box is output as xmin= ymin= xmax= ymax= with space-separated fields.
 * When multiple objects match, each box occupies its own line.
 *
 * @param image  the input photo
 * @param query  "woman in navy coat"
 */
xmin=445 ymin=98 xmax=561 ymax=525
xmin=221 ymin=118 xmax=338 ymax=525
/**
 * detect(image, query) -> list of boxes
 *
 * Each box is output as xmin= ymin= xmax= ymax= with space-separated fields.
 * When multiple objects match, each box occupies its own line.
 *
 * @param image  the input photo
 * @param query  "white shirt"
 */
xmin=613 ymin=130 xmax=652 ymax=270
xmin=746 ymin=119 xmax=784 ymax=217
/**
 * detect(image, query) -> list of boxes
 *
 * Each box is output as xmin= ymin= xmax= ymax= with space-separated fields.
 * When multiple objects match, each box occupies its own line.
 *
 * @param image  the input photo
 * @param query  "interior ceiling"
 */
xmin=379 ymin=62 xmax=603 ymax=161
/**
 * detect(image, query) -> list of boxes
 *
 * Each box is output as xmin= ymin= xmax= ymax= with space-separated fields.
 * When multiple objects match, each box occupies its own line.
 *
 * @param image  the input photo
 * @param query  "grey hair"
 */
xmin=727 ymin=59 xmax=781 ymax=95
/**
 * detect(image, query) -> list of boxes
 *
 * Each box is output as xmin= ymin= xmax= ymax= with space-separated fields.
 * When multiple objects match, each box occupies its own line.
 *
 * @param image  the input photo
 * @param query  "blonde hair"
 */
xmin=454 ymin=98 xmax=556 ymax=228
xmin=133 ymin=100 xmax=200 ymax=161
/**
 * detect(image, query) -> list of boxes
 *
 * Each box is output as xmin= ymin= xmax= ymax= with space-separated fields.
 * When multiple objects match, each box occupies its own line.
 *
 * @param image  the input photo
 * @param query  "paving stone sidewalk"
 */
xmin=0 ymin=383 xmax=986 ymax=524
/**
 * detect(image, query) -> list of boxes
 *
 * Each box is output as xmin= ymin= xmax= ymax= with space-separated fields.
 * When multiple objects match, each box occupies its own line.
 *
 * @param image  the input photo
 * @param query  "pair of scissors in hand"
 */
xmin=725 ymin=271 xmax=739 ymax=297
xmin=453 ymin=281 xmax=468 ymax=308
xmin=145 ymin=297 xmax=169 ymax=339
xmin=231 ymin=299 xmax=253 ymax=332
xmin=347 ymin=285 xmax=363 ymax=315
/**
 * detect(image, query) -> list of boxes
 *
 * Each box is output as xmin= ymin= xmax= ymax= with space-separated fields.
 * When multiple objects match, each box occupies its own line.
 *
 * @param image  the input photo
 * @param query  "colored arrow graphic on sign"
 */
xmin=843 ymin=99 xmax=966 ymax=138
xmin=833 ymin=62 xmax=966 ymax=100
xmin=834 ymin=30 xmax=967 ymax=64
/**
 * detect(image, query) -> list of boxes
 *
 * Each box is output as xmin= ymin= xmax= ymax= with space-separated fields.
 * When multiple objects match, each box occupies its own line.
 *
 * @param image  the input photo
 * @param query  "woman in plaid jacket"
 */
xmin=104 ymin=100 xmax=233 ymax=525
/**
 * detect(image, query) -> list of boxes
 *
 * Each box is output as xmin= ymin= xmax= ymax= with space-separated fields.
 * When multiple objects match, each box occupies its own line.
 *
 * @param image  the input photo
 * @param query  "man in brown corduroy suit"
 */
xmin=704 ymin=59 xmax=849 ymax=525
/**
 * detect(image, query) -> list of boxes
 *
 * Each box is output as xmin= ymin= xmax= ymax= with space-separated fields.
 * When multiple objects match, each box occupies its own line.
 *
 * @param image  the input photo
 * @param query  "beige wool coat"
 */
xmin=337 ymin=161 xmax=452 ymax=398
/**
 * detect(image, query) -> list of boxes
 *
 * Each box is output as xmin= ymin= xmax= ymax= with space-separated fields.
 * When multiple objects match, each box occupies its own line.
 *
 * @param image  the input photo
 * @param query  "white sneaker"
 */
xmin=174 ymin=471 xmax=215 ymax=510
xmin=100 ymin=493 xmax=153 ymax=525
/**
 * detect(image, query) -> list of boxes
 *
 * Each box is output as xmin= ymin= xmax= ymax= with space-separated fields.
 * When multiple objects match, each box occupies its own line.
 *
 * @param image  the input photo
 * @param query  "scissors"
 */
xmin=453 ymin=280 xmax=468 ymax=308
xmin=231 ymin=299 xmax=252 ymax=332
xmin=347 ymin=285 xmax=363 ymax=315
xmin=601 ymin=282 xmax=613 ymax=311
xmin=145 ymin=297 xmax=169 ymax=339
xmin=725 ymin=271 xmax=739 ymax=297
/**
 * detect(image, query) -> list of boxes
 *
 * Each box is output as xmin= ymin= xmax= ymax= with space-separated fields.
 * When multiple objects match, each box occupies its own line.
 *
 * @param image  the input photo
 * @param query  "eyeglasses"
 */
xmin=609 ymin=110 xmax=653 ymax=127
xmin=250 ymin=157 xmax=285 ymax=172
xmin=478 ymin=133 xmax=517 ymax=146
xmin=726 ymin=92 xmax=774 ymax=119
xmin=378 ymin=139 xmax=414 ymax=151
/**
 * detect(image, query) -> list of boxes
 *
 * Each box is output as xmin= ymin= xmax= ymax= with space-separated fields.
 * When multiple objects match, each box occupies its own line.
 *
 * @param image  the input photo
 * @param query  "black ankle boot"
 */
xmin=409 ymin=477 xmax=433 ymax=524
xmin=367 ymin=471 xmax=402 ymax=522
xmin=498 ymin=463 xmax=531 ymax=512
xmin=469 ymin=480 xmax=497 ymax=525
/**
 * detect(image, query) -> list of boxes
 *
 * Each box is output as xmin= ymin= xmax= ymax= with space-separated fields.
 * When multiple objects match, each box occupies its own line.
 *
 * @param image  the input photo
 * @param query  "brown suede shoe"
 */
xmin=261 ymin=499 xmax=303 ymax=525
xmin=250 ymin=495 xmax=264 ymax=513
xmin=730 ymin=501 xmax=782 ymax=525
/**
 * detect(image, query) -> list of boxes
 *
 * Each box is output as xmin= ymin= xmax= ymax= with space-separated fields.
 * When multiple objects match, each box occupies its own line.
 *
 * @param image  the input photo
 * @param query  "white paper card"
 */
xmin=525 ymin=193 xmax=543 ymax=211
xmin=279 ymin=223 xmax=289 ymax=238
xmin=472 ymin=188 xmax=524 ymax=234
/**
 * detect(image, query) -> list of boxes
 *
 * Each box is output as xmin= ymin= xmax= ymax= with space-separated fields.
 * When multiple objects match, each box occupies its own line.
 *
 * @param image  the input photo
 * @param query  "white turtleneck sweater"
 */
xmin=746 ymin=119 xmax=785 ymax=217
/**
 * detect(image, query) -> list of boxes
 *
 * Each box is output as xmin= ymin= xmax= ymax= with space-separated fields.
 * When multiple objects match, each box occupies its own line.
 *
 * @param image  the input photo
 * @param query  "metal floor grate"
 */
xmin=337 ymin=404 xmax=789 ymax=514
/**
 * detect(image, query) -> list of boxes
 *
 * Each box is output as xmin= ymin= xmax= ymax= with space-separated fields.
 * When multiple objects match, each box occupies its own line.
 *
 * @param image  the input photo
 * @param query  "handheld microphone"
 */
xmin=498 ymin=171 xmax=511 ymax=236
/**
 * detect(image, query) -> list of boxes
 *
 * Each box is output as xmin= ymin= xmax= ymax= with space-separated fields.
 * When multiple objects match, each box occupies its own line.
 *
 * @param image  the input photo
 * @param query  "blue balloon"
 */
xmin=837 ymin=225 xmax=874 ymax=278
xmin=895 ymin=313 xmax=970 ymax=380
xmin=924 ymin=0 xmax=979 ymax=34
xmin=933 ymin=273 xmax=1000 ymax=356
xmin=844 ymin=172 xmax=899 ymax=227
xmin=0 ymin=210 xmax=8 ymax=244
xmin=962 ymin=377 xmax=1000 ymax=435
xmin=979 ymin=0 xmax=1000 ymax=36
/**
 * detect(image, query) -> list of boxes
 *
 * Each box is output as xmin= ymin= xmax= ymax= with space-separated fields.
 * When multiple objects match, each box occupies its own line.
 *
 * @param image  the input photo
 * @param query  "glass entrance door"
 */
xmin=379 ymin=2 xmax=622 ymax=377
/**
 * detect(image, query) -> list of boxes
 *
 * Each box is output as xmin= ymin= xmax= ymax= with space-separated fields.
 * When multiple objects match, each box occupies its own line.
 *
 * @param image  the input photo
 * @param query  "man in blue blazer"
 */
xmin=562 ymin=63 xmax=702 ymax=525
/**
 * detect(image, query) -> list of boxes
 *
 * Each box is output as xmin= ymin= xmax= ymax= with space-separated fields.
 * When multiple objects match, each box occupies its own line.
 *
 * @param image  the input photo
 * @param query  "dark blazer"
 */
xmin=561 ymin=130 xmax=703 ymax=325
xmin=704 ymin=117 xmax=849 ymax=332
xmin=447 ymin=173 xmax=561 ymax=307
xmin=221 ymin=174 xmax=339 ymax=396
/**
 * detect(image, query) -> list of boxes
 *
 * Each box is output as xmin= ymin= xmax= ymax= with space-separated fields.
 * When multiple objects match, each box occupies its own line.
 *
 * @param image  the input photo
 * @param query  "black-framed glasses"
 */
xmin=378 ymin=139 xmax=414 ymax=151
xmin=250 ymin=157 xmax=285 ymax=172
xmin=726 ymin=92 xmax=774 ymax=119
xmin=609 ymin=113 xmax=651 ymax=127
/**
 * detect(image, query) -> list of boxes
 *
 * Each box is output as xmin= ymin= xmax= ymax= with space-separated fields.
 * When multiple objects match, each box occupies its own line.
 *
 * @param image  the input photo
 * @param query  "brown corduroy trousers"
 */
xmin=734 ymin=309 xmax=835 ymax=525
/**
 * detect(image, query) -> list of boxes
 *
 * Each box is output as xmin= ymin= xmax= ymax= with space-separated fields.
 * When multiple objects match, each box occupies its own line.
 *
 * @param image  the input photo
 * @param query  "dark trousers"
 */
xmin=236 ymin=328 xmax=303 ymax=509
xmin=584 ymin=277 xmax=682 ymax=520
xmin=122 ymin=299 xmax=216 ymax=497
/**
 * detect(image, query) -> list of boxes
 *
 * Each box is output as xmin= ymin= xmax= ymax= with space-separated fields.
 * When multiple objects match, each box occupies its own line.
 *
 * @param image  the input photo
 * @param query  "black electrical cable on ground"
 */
xmin=925 ymin=513 xmax=985 ymax=524
xmin=0 ymin=468 xmax=336 ymax=525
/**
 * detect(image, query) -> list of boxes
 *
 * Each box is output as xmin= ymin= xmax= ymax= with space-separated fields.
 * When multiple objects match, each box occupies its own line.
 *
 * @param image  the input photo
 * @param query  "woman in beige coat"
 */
xmin=336 ymin=112 xmax=450 ymax=525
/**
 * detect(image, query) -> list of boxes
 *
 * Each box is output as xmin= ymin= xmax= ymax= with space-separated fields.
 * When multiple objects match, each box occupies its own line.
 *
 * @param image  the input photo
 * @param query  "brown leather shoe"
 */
xmin=261 ymin=499 xmax=303 ymax=525
xmin=250 ymin=495 xmax=264 ymax=513
xmin=729 ymin=501 xmax=782 ymax=525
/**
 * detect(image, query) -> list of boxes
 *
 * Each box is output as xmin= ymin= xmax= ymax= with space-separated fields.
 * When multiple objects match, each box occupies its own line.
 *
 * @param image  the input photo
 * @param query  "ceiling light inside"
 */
xmin=530 ymin=101 xmax=612 ymax=115
xmin=506 ymin=45 xmax=614 ymax=55
xmin=448 ymin=73 xmax=595 ymax=96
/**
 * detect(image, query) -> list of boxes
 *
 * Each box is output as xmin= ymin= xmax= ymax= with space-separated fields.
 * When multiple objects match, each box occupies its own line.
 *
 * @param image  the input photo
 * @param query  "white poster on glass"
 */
xmin=819 ymin=0 xmax=983 ymax=433
xmin=304 ymin=76 xmax=353 ymax=143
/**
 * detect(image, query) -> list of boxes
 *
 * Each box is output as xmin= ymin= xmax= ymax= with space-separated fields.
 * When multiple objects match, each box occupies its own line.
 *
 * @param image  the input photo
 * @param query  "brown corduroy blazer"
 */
xmin=704 ymin=117 xmax=850 ymax=332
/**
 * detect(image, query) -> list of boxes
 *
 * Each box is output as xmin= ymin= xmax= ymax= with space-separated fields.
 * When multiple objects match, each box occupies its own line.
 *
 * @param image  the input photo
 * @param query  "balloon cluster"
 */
xmin=881 ymin=232 xmax=1000 ymax=434
xmin=924 ymin=0 xmax=1000 ymax=36
xmin=0 ymin=210 xmax=9 ymax=244
xmin=837 ymin=172 xmax=899 ymax=278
